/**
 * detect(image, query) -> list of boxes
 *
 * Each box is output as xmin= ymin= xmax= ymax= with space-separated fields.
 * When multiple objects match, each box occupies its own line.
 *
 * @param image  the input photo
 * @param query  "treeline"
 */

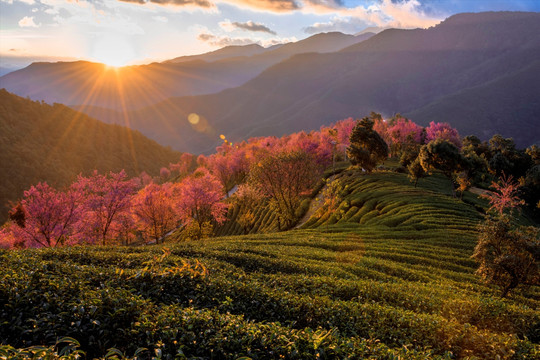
xmin=2 ymin=111 xmax=538 ymax=249
xmin=0 ymin=90 xmax=180 ymax=224
xmin=370 ymin=113 xmax=539 ymax=213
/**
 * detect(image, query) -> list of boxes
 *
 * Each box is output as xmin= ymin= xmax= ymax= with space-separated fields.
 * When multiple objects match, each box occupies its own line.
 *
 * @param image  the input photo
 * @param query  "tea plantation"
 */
xmin=1 ymin=170 xmax=539 ymax=359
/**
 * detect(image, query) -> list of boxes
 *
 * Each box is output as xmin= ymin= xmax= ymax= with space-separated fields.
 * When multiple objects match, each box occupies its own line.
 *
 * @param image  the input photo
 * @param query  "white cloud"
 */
xmin=338 ymin=0 xmax=441 ymax=29
xmin=18 ymin=16 xmax=40 ymax=27
xmin=219 ymin=20 xmax=277 ymax=35
xmin=153 ymin=15 xmax=168 ymax=22
xmin=197 ymin=28 xmax=295 ymax=49
xmin=197 ymin=32 xmax=256 ymax=46
xmin=304 ymin=16 xmax=367 ymax=34
xmin=303 ymin=0 xmax=442 ymax=35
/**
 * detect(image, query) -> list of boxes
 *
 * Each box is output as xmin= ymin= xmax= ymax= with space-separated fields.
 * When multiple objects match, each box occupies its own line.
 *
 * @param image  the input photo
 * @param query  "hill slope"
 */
xmin=83 ymin=12 xmax=540 ymax=153
xmin=1 ymin=169 xmax=538 ymax=359
xmin=405 ymin=60 xmax=540 ymax=146
xmin=0 ymin=89 xmax=180 ymax=224
xmin=0 ymin=32 xmax=372 ymax=111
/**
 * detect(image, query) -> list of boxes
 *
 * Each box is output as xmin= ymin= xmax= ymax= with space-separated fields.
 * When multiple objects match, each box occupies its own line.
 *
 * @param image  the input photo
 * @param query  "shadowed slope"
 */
xmin=0 ymin=89 xmax=180 ymax=224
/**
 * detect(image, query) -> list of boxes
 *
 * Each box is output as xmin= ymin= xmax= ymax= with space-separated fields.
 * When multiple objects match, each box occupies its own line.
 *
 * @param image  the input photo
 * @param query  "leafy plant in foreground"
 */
xmin=473 ymin=176 xmax=539 ymax=297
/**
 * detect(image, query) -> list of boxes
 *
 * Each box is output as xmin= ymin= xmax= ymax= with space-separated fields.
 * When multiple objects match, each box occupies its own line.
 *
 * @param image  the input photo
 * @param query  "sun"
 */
xmin=91 ymin=35 xmax=136 ymax=67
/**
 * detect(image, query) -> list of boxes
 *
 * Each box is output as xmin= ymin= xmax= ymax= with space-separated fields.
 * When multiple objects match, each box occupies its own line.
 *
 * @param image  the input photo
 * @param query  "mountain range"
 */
xmin=0 ymin=32 xmax=372 ymax=111
xmin=65 ymin=12 xmax=540 ymax=153
xmin=1 ymin=12 xmax=539 ymax=154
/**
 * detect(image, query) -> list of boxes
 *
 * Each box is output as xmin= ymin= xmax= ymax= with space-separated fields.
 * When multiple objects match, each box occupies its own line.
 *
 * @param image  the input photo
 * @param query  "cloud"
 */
xmin=153 ymin=15 xmax=168 ymax=22
xmin=224 ymin=0 xmax=299 ymax=12
xmin=197 ymin=32 xmax=256 ymax=47
xmin=118 ymin=0 xmax=214 ymax=9
xmin=303 ymin=0 xmax=442 ymax=34
xmin=220 ymin=20 xmax=277 ymax=35
xmin=115 ymin=0 xmax=299 ymax=12
xmin=260 ymin=36 xmax=295 ymax=47
xmin=340 ymin=0 xmax=441 ymax=28
xmin=18 ymin=16 xmax=40 ymax=27
xmin=304 ymin=17 xmax=368 ymax=34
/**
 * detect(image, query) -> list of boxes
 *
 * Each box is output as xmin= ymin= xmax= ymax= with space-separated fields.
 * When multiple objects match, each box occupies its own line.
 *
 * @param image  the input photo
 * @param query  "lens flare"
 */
xmin=188 ymin=113 xmax=200 ymax=125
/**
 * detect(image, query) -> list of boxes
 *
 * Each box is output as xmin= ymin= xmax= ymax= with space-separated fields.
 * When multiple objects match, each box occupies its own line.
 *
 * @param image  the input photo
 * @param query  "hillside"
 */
xmin=80 ymin=12 xmax=540 ymax=153
xmin=405 ymin=60 xmax=540 ymax=146
xmin=0 ymin=89 xmax=180 ymax=224
xmin=0 ymin=32 xmax=372 ymax=111
xmin=1 ymin=169 xmax=538 ymax=359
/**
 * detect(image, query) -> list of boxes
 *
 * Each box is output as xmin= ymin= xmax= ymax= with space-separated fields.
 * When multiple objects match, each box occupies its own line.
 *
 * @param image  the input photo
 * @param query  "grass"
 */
xmin=1 ymin=169 xmax=538 ymax=359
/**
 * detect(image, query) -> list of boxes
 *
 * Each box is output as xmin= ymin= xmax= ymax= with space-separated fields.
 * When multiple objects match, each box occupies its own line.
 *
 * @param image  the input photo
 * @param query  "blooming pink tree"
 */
xmin=0 ymin=183 xmax=81 ymax=248
xmin=74 ymin=170 xmax=137 ymax=245
xmin=207 ymin=149 xmax=249 ymax=195
xmin=373 ymin=118 xmax=392 ymax=149
xmin=196 ymin=154 xmax=207 ymax=167
xmin=334 ymin=118 xmax=356 ymax=148
xmin=169 ymin=153 xmax=194 ymax=178
xmin=388 ymin=118 xmax=425 ymax=156
xmin=426 ymin=121 xmax=461 ymax=148
xmin=481 ymin=174 xmax=525 ymax=216
xmin=160 ymin=167 xmax=171 ymax=181
xmin=132 ymin=182 xmax=180 ymax=243
xmin=176 ymin=167 xmax=228 ymax=227
xmin=389 ymin=118 xmax=424 ymax=144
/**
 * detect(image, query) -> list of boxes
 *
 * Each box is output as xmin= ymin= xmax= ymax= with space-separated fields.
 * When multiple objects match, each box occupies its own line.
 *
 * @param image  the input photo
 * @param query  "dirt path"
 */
xmin=469 ymin=186 xmax=490 ymax=196
xmin=295 ymin=175 xmax=337 ymax=228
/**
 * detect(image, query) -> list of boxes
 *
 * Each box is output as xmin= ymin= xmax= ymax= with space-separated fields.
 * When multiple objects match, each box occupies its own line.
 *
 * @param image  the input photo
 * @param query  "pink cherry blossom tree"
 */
xmin=481 ymin=174 xmax=525 ymax=216
xmin=388 ymin=118 xmax=425 ymax=156
xmin=0 ymin=183 xmax=81 ymax=248
xmin=74 ymin=170 xmax=137 ymax=245
xmin=169 ymin=153 xmax=195 ymax=178
xmin=160 ymin=167 xmax=171 ymax=181
xmin=207 ymin=149 xmax=249 ymax=196
xmin=176 ymin=167 xmax=228 ymax=228
xmin=132 ymin=182 xmax=180 ymax=243
xmin=426 ymin=121 xmax=462 ymax=148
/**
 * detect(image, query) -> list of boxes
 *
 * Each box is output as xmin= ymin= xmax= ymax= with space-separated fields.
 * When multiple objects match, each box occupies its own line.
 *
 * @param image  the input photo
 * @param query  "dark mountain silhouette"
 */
xmin=0 ymin=32 xmax=372 ymax=112
xmin=80 ymin=12 xmax=539 ymax=153
xmin=0 ymin=89 xmax=180 ymax=224
xmin=406 ymin=60 xmax=540 ymax=147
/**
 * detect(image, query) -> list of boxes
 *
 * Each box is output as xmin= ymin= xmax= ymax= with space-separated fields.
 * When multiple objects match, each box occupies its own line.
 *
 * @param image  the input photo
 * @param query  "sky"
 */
xmin=1 ymin=0 xmax=540 ymax=68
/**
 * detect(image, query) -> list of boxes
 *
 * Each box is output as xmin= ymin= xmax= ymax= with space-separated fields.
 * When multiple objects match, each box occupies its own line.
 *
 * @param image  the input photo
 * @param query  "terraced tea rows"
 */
xmin=1 ymin=170 xmax=538 ymax=359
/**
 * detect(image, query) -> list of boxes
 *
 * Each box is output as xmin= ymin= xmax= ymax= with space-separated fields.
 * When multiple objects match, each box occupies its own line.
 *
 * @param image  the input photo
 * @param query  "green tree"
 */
xmin=419 ymin=139 xmax=465 ymax=196
xmin=473 ymin=176 xmax=538 ymax=297
xmin=472 ymin=215 xmax=539 ymax=297
xmin=407 ymin=158 xmax=426 ymax=188
xmin=346 ymin=117 xmax=389 ymax=173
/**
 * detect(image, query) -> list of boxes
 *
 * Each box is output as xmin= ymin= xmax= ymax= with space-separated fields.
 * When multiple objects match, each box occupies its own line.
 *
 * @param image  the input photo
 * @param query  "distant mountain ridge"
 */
xmin=0 ymin=89 xmax=181 ymax=224
xmin=165 ymin=44 xmax=268 ymax=63
xmin=0 ymin=32 xmax=373 ymax=111
xmin=77 ymin=11 xmax=539 ymax=153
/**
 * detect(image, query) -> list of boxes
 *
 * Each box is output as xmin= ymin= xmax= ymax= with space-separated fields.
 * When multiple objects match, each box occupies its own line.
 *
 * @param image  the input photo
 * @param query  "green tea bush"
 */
xmin=1 ymin=170 xmax=538 ymax=359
